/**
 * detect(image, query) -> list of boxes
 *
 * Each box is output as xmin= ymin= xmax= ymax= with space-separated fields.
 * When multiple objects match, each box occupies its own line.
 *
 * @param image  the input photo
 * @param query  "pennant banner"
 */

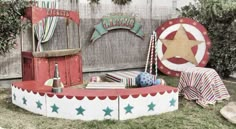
xmin=91 ymin=13 xmax=144 ymax=43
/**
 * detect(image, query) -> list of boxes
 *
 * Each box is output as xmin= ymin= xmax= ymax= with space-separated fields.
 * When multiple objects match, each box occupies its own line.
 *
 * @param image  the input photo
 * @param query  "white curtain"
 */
xmin=34 ymin=0 xmax=59 ymax=52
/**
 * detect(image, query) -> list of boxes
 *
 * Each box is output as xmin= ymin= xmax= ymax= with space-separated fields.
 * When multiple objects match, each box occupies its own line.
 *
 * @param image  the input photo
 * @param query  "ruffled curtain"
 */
xmin=34 ymin=0 xmax=59 ymax=52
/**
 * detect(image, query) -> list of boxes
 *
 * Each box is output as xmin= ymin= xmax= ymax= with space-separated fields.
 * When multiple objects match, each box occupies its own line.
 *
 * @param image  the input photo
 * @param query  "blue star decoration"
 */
xmin=22 ymin=97 xmax=27 ymax=105
xmin=103 ymin=107 xmax=113 ymax=116
xmin=36 ymin=100 xmax=42 ymax=110
xmin=170 ymin=98 xmax=176 ymax=107
xmin=148 ymin=102 xmax=156 ymax=111
xmin=124 ymin=104 xmax=134 ymax=114
xmin=51 ymin=104 xmax=59 ymax=113
xmin=76 ymin=106 xmax=85 ymax=116
xmin=13 ymin=93 xmax=16 ymax=101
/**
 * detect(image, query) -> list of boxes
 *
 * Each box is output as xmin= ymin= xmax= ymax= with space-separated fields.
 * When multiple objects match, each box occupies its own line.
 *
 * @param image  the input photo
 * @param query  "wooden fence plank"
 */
xmin=0 ymin=0 xmax=174 ymax=79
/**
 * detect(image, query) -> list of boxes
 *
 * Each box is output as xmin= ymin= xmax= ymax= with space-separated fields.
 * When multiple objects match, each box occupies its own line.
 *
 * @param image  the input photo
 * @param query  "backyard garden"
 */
xmin=0 ymin=75 xmax=235 ymax=129
xmin=0 ymin=0 xmax=236 ymax=129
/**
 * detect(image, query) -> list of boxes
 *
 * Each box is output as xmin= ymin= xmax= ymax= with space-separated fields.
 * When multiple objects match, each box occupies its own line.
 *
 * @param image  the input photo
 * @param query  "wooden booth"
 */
xmin=22 ymin=6 xmax=82 ymax=87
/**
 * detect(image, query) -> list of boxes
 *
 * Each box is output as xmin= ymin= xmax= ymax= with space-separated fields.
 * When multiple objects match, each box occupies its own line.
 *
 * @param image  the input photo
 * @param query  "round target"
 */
xmin=155 ymin=18 xmax=211 ymax=77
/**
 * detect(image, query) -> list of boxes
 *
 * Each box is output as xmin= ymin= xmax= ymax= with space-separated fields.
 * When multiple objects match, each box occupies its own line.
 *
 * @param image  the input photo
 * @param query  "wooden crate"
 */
xmin=22 ymin=51 xmax=82 ymax=87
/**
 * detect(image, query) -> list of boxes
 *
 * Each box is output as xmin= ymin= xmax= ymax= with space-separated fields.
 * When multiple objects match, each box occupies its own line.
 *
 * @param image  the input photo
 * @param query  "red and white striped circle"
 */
xmin=155 ymin=18 xmax=211 ymax=77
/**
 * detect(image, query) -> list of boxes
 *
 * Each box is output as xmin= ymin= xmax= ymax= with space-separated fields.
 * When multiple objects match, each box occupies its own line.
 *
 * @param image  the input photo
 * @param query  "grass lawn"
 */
xmin=0 ymin=75 xmax=235 ymax=129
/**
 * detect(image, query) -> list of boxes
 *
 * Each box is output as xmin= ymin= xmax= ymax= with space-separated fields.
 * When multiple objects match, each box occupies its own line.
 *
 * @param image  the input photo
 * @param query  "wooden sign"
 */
xmin=91 ymin=13 xmax=144 ymax=43
xmin=47 ymin=9 xmax=70 ymax=17
xmin=24 ymin=6 xmax=79 ymax=24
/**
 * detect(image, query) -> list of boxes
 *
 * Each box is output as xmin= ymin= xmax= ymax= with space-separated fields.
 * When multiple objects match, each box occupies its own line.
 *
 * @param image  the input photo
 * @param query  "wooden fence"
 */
xmin=0 ymin=0 xmax=175 ymax=79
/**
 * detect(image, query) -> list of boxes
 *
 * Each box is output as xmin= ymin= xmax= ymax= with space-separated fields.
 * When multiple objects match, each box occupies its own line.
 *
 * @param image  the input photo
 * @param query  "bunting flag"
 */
xmin=34 ymin=0 xmax=59 ymax=52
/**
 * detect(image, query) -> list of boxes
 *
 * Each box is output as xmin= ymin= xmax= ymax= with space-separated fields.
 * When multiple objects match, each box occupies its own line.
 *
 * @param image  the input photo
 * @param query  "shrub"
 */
xmin=0 ymin=0 xmax=29 ymax=55
xmin=178 ymin=0 xmax=236 ymax=78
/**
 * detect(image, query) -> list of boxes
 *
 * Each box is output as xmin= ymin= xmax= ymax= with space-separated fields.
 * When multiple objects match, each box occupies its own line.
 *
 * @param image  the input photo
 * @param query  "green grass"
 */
xmin=0 ymin=76 xmax=235 ymax=129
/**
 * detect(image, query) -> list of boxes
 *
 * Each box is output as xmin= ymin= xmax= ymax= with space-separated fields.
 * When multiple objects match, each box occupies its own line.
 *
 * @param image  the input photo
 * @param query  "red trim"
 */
xmin=87 ymin=96 xmax=96 ymax=100
xmin=108 ymin=96 xmax=118 ymax=100
xmin=121 ymin=95 xmax=130 ymax=99
xmin=66 ymin=96 xmax=73 ymax=99
xmin=47 ymin=94 xmax=54 ymax=97
xmin=141 ymin=93 xmax=148 ymax=97
xmin=39 ymin=92 xmax=45 ymax=96
xmin=56 ymin=94 xmax=64 ymax=99
xmin=159 ymin=91 xmax=165 ymax=95
xmin=75 ymin=96 xmax=84 ymax=100
xmin=12 ymin=81 xmax=178 ymax=100
xmin=150 ymin=92 xmax=157 ymax=96
xmin=131 ymin=94 xmax=140 ymax=98
xmin=174 ymin=89 xmax=178 ymax=93
xmin=98 ymin=96 xmax=107 ymax=100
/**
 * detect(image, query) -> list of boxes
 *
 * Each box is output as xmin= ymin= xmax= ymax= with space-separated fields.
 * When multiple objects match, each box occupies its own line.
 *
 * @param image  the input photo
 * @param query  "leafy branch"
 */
xmin=0 ymin=0 xmax=30 ymax=55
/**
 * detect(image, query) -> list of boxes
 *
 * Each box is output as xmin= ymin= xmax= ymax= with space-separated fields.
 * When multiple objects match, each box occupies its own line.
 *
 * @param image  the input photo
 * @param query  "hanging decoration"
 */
xmin=156 ymin=18 xmax=211 ymax=77
xmin=112 ymin=0 xmax=132 ymax=5
xmin=91 ymin=13 xmax=144 ymax=43
xmin=34 ymin=0 xmax=59 ymax=52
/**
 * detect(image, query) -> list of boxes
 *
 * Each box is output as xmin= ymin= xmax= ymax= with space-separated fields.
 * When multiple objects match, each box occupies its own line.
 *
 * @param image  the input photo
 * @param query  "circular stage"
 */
xmin=12 ymin=81 xmax=178 ymax=120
